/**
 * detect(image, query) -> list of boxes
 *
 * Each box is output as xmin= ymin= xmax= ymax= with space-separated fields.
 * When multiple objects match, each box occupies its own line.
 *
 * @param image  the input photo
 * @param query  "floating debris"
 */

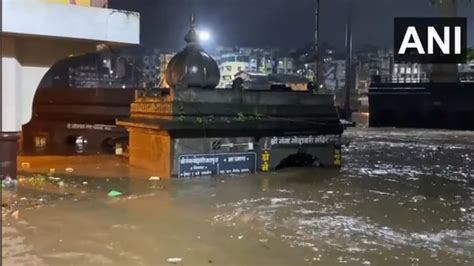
xmin=48 ymin=176 xmax=61 ymax=181
xmin=410 ymin=195 xmax=427 ymax=203
xmin=149 ymin=176 xmax=161 ymax=181
xmin=21 ymin=162 xmax=30 ymax=169
xmin=107 ymin=190 xmax=123 ymax=197
xmin=65 ymin=168 xmax=74 ymax=173
xmin=19 ymin=175 xmax=48 ymax=186
xmin=2 ymin=177 xmax=17 ymax=188
xmin=167 ymin=257 xmax=182 ymax=264
xmin=11 ymin=210 xmax=19 ymax=220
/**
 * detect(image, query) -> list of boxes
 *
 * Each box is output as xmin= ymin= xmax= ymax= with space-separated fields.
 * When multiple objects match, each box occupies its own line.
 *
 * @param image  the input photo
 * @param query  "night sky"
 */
xmin=109 ymin=0 xmax=474 ymax=51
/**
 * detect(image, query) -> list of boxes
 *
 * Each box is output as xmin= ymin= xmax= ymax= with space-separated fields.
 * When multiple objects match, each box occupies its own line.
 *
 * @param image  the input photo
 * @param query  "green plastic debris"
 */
xmin=107 ymin=190 xmax=123 ymax=197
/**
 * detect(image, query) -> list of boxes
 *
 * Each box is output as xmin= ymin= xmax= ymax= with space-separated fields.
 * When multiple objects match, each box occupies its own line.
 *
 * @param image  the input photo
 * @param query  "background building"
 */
xmin=214 ymin=47 xmax=297 ymax=88
xmin=218 ymin=53 xmax=251 ymax=88
xmin=459 ymin=60 xmax=474 ymax=83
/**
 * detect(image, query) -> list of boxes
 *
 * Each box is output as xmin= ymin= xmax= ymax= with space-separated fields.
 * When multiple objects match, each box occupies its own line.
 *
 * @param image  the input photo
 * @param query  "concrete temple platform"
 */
xmin=117 ymin=15 xmax=344 ymax=179
xmin=118 ymin=88 xmax=344 ymax=179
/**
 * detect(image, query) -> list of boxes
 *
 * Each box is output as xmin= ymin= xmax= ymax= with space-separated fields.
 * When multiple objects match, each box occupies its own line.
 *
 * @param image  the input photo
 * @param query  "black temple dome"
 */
xmin=165 ymin=14 xmax=220 ymax=89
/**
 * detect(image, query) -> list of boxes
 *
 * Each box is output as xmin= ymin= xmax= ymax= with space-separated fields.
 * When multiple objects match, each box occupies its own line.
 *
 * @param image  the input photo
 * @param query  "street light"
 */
xmin=198 ymin=30 xmax=211 ymax=42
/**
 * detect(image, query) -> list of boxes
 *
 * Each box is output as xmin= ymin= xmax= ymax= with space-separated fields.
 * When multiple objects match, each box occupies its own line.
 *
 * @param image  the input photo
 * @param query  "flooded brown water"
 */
xmin=2 ymin=128 xmax=474 ymax=266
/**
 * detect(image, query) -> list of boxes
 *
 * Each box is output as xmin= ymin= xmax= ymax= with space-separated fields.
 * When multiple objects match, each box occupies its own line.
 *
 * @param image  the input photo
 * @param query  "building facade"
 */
xmin=1 ymin=0 xmax=139 ymax=178
xmin=218 ymin=53 xmax=251 ymax=88
xmin=459 ymin=60 xmax=474 ymax=83
xmin=215 ymin=47 xmax=296 ymax=88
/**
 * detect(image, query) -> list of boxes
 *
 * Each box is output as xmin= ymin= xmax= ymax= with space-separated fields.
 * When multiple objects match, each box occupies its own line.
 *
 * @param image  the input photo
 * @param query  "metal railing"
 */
xmin=371 ymin=74 xmax=431 ymax=84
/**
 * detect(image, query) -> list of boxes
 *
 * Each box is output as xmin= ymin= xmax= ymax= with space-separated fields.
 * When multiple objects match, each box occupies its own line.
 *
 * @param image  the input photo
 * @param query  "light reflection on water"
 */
xmin=2 ymin=128 xmax=474 ymax=265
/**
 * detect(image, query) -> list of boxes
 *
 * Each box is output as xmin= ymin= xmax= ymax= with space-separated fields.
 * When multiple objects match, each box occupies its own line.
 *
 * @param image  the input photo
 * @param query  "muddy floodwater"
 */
xmin=2 ymin=128 xmax=474 ymax=266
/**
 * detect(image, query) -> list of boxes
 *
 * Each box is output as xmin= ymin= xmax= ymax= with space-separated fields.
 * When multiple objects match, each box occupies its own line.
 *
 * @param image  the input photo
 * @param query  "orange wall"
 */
xmin=43 ymin=0 xmax=91 ymax=6
xmin=42 ymin=0 xmax=108 ymax=7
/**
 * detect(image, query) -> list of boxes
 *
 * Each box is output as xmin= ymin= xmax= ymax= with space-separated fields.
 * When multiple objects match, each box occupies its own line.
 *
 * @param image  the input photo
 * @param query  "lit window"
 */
xmin=34 ymin=137 xmax=47 ymax=148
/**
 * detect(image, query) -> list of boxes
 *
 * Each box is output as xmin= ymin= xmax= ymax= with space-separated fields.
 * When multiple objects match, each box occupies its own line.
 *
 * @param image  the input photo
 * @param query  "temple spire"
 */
xmin=190 ymin=13 xmax=195 ymax=26
xmin=185 ymin=13 xmax=199 ymax=45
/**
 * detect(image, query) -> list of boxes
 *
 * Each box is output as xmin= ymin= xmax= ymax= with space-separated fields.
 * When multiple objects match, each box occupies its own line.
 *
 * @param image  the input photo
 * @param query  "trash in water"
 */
xmin=21 ymin=175 xmax=47 ymax=186
xmin=410 ymin=195 xmax=427 ymax=203
xmin=108 ymin=190 xmax=123 ymax=197
xmin=21 ymin=162 xmax=30 ymax=169
xmin=11 ymin=210 xmax=19 ymax=220
xmin=82 ymin=181 xmax=88 ymax=185
xmin=48 ymin=176 xmax=61 ymax=181
xmin=167 ymin=257 xmax=182 ymax=264
xmin=2 ymin=177 xmax=17 ymax=188
xmin=58 ymin=181 xmax=65 ymax=188
xmin=49 ymin=168 xmax=56 ymax=174
xmin=149 ymin=176 xmax=161 ymax=181
xmin=65 ymin=168 xmax=74 ymax=173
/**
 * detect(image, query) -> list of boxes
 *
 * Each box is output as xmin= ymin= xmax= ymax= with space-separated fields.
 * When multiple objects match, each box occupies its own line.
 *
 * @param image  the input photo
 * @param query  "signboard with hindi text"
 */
xmin=178 ymin=153 xmax=257 ymax=178
xmin=265 ymin=135 xmax=340 ymax=149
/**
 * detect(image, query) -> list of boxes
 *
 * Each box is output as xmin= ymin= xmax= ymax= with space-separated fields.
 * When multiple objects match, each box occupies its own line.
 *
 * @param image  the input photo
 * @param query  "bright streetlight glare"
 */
xmin=198 ymin=30 xmax=211 ymax=42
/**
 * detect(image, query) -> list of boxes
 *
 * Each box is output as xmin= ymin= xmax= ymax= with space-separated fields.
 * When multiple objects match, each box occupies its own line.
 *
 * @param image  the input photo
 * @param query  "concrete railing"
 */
xmin=3 ymin=0 xmax=140 ymax=45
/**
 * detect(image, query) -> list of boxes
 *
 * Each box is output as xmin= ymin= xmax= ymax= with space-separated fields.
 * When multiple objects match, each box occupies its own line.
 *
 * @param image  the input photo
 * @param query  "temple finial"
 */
xmin=185 ymin=13 xmax=199 ymax=45
xmin=190 ymin=13 xmax=195 ymax=27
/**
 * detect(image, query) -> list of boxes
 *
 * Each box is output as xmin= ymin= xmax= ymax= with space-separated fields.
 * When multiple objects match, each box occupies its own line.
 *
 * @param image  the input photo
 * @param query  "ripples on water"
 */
xmin=3 ymin=128 xmax=474 ymax=265
xmin=213 ymin=128 xmax=474 ymax=265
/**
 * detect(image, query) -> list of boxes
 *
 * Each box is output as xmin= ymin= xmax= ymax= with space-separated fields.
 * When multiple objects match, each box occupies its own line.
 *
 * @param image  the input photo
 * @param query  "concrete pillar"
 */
xmin=0 ymin=133 xmax=20 ymax=179
xmin=1 ymin=36 xmax=98 ymax=179
xmin=1 ymin=37 xmax=55 ymax=179
xmin=128 ymin=129 xmax=172 ymax=178
xmin=1 ymin=37 xmax=21 ymax=180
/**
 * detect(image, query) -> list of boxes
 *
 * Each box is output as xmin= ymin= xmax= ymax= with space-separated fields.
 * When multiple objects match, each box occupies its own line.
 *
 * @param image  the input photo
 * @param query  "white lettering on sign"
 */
xmin=66 ymin=123 xmax=116 ymax=131
xmin=398 ymin=26 xmax=426 ymax=55
xmin=178 ymin=153 xmax=257 ymax=178
xmin=270 ymin=135 xmax=337 ymax=146
xmin=228 ymin=156 xmax=248 ymax=162
xmin=398 ymin=26 xmax=463 ymax=55
xmin=180 ymin=156 xmax=219 ymax=165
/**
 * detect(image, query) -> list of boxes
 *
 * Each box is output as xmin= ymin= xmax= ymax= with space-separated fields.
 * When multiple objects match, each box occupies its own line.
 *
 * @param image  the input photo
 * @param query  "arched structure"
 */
xmin=1 ymin=0 xmax=140 ymax=179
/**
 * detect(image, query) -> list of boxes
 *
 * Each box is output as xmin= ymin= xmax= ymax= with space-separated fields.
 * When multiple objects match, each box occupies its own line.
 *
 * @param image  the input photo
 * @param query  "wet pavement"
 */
xmin=2 ymin=127 xmax=473 ymax=266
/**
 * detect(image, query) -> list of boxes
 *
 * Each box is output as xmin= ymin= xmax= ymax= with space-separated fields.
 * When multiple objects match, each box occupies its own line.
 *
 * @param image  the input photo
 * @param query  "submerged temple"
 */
xmin=117 ymin=15 xmax=344 ymax=178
